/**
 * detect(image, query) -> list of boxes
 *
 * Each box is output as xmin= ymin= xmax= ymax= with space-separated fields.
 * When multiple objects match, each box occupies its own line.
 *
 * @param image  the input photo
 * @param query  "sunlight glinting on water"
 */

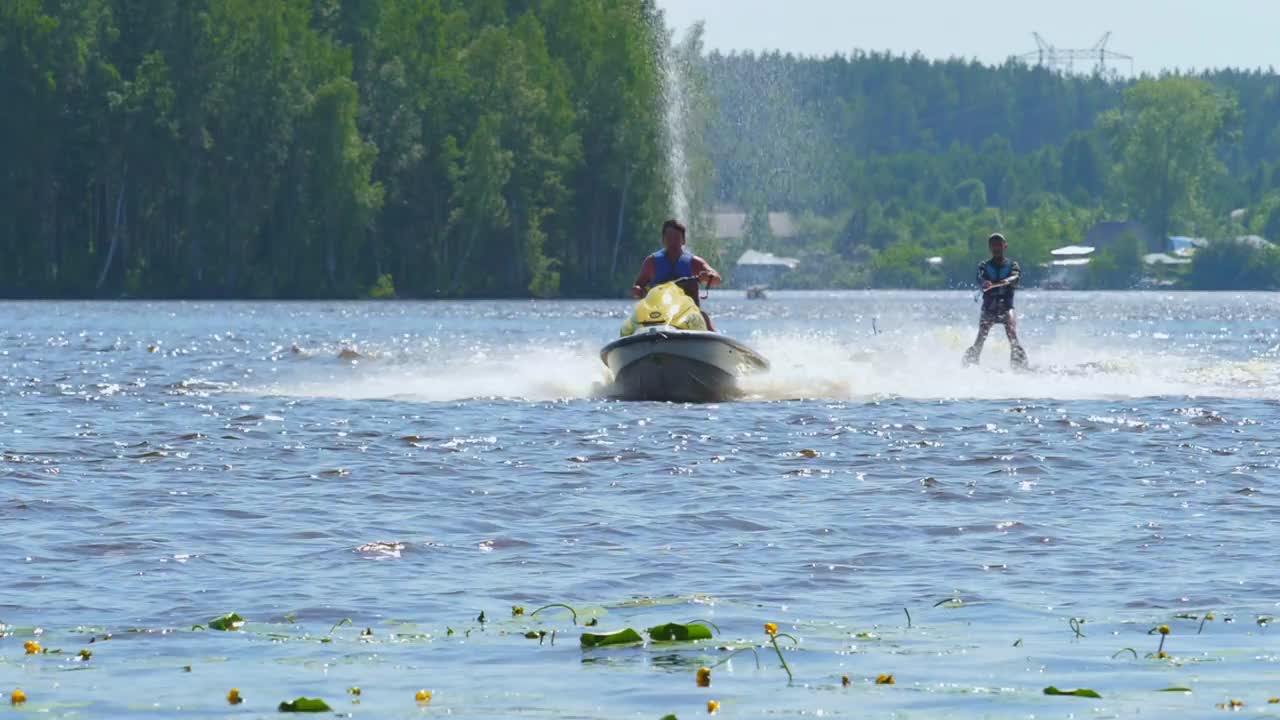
xmin=3 ymin=293 xmax=1279 ymax=718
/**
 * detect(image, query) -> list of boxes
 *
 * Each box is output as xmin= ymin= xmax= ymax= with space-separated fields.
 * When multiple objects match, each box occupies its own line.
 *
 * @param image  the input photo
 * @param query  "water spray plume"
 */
xmin=261 ymin=321 xmax=1272 ymax=403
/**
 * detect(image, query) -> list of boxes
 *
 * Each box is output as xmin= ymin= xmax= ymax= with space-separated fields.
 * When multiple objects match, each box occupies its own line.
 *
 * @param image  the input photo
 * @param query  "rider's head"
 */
xmin=661 ymin=219 xmax=687 ymax=255
xmin=988 ymin=232 xmax=1007 ymax=259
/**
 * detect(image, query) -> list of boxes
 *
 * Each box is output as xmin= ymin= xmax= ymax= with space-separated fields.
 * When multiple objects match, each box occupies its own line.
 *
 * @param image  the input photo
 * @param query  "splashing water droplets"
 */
xmin=662 ymin=27 xmax=691 ymax=220
xmin=260 ymin=320 xmax=1265 ymax=404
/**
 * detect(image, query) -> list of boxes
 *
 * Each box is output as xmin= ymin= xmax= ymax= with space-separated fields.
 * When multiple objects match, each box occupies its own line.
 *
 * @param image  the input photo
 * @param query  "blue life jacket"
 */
xmin=980 ymin=258 xmax=1015 ymax=282
xmin=651 ymin=250 xmax=694 ymax=284
xmin=979 ymin=257 xmax=1019 ymax=311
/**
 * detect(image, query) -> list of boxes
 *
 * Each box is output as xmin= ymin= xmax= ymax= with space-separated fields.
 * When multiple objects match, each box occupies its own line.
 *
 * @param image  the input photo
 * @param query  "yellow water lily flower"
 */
xmin=696 ymin=667 xmax=711 ymax=687
xmin=227 ymin=688 xmax=243 ymax=705
xmin=841 ymin=674 xmax=851 ymax=687
xmin=1157 ymin=625 xmax=1170 ymax=635
xmin=764 ymin=622 xmax=778 ymax=636
xmin=23 ymin=641 xmax=40 ymax=655
xmin=707 ymin=699 xmax=720 ymax=714
xmin=1268 ymin=698 xmax=1279 ymax=704
xmin=511 ymin=606 xmax=524 ymax=617
xmin=415 ymin=689 xmax=432 ymax=704
xmin=11 ymin=690 xmax=27 ymax=706
xmin=347 ymin=687 xmax=361 ymax=696
xmin=876 ymin=674 xmax=895 ymax=685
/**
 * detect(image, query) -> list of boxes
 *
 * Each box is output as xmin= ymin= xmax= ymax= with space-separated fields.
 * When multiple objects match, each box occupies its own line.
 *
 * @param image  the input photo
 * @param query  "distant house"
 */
xmin=1140 ymin=252 xmax=1192 ymax=288
xmin=1167 ymin=235 xmax=1270 ymax=259
xmin=1043 ymin=258 xmax=1091 ymax=289
xmin=1235 ymin=234 xmax=1275 ymax=249
xmin=1142 ymin=252 xmax=1191 ymax=267
xmin=1042 ymin=245 xmax=1096 ymax=289
xmin=1049 ymin=245 xmax=1096 ymax=258
xmin=1039 ymin=245 xmax=1095 ymax=289
xmin=1169 ymin=236 xmax=1208 ymax=257
xmin=1084 ymin=220 xmax=1163 ymax=253
xmin=735 ymin=249 xmax=800 ymax=287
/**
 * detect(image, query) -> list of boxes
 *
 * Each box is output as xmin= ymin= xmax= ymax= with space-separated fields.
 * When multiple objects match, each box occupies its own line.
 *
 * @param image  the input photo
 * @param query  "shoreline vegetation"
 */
xmin=2 ymin=0 xmax=672 ymax=300
xmin=3 ymin=2 xmax=1279 ymax=299
xmin=702 ymin=54 xmax=1280 ymax=293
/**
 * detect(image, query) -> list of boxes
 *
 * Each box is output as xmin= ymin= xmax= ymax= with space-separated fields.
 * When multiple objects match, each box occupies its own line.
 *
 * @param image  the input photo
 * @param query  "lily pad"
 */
xmin=1043 ymin=686 xmax=1101 ymax=699
xmin=278 ymin=697 xmax=332 ymax=712
xmin=1159 ymin=687 xmax=1192 ymax=692
xmin=208 ymin=613 xmax=245 ymax=631
xmin=580 ymin=628 xmax=643 ymax=648
xmin=647 ymin=623 xmax=714 ymax=642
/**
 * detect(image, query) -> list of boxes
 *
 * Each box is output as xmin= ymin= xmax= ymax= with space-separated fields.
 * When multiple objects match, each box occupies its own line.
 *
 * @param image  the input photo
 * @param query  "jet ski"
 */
xmin=600 ymin=277 xmax=769 ymax=402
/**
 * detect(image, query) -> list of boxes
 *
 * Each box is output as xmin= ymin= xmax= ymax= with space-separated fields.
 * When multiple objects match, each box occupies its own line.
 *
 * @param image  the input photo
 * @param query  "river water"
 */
xmin=3 ymin=291 xmax=1278 ymax=718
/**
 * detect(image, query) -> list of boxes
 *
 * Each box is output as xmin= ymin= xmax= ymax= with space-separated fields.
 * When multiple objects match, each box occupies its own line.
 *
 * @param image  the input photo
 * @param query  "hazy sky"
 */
xmin=658 ymin=0 xmax=1278 ymax=74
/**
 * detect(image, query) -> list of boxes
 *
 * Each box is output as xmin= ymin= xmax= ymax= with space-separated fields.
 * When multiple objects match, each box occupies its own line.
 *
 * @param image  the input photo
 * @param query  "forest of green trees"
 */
xmin=1 ymin=0 xmax=673 ymax=298
xmin=4 ymin=2 xmax=1280 ymax=297
xmin=702 ymin=51 xmax=1280 ymax=290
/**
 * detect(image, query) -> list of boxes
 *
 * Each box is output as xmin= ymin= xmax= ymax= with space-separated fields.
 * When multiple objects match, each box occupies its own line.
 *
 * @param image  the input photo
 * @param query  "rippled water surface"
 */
xmin=3 ymin=292 xmax=1279 ymax=718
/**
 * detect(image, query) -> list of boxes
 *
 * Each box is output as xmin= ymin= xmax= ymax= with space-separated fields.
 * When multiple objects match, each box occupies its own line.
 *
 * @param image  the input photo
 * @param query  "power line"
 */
xmin=1017 ymin=32 xmax=1134 ymax=77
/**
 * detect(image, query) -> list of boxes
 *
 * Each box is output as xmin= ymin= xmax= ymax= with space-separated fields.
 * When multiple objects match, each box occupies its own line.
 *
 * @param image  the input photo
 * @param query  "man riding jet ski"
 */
xmin=631 ymin=219 xmax=720 ymax=331
xmin=602 ymin=219 xmax=768 ymax=402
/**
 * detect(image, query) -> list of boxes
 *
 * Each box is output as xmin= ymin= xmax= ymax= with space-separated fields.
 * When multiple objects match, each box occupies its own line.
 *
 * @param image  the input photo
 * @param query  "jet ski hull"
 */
xmin=600 ymin=329 xmax=768 ymax=403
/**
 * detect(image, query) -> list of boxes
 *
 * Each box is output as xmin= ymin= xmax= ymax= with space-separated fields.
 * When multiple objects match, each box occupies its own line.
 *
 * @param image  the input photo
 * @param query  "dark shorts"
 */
xmin=980 ymin=308 xmax=1012 ymax=324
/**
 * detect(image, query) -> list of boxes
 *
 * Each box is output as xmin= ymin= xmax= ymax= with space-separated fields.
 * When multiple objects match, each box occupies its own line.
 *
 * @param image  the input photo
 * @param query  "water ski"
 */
xmin=962 ymin=344 xmax=1029 ymax=371
xmin=1011 ymin=344 xmax=1029 ymax=370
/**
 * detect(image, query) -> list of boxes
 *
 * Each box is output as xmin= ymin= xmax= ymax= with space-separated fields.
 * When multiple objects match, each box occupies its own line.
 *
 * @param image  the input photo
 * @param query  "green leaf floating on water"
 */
xmin=278 ymin=697 xmax=332 ymax=712
xmin=1043 ymin=686 xmax=1102 ymax=699
xmin=208 ymin=613 xmax=245 ymax=631
xmin=1159 ymin=687 xmax=1192 ymax=692
xmin=647 ymin=623 xmax=713 ymax=642
xmin=580 ymin=628 xmax=643 ymax=648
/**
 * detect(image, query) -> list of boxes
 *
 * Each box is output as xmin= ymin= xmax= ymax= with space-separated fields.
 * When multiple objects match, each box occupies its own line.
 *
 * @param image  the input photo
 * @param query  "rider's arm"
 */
xmin=1006 ymin=261 xmax=1021 ymax=287
xmin=977 ymin=262 xmax=990 ymax=289
xmin=632 ymin=256 xmax=655 ymax=297
xmin=692 ymin=256 xmax=722 ymax=288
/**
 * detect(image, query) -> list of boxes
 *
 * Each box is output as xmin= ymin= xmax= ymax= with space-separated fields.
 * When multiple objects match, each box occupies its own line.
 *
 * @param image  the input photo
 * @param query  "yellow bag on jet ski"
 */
xmin=620 ymin=281 xmax=707 ymax=337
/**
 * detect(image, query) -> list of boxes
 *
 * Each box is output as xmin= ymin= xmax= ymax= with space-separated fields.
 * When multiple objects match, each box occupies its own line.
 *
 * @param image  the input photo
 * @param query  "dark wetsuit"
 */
xmin=978 ymin=257 xmax=1020 ymax=322
xmin=965 ymin=257 xmax=1027 ymax=367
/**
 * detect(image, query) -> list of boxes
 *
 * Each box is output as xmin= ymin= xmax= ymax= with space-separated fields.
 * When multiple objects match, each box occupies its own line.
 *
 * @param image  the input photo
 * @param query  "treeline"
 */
xmin=704 ymin=51 xmax=1280 ymax=290
xmin=10 ymin=7 xmax=1280 ymax=297
xmin=0 ymin=0 xmax=671 ymax=298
